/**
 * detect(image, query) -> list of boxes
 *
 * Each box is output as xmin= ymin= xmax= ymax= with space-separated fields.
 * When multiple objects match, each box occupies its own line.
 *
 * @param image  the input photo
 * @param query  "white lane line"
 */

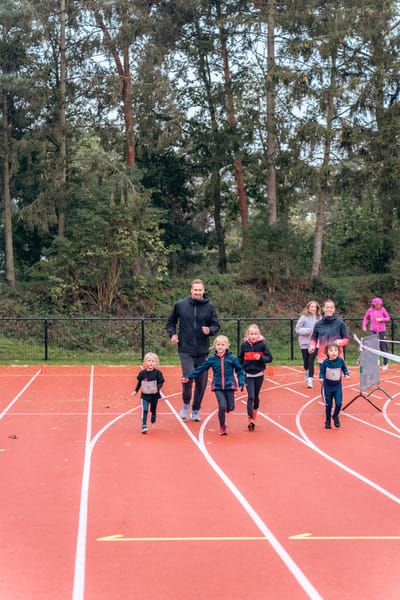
xmin=71 ymin=388 xmax=179 ymax=600
xmin=72 ymin=365 xmax=94 ymax=600
xmin=162 ymin=398 xmax=323 ymax=600
xmin=294 ymin=397 xmax=400 ymax=505
xmin=0 ymin=369 xmax=41 ymax=420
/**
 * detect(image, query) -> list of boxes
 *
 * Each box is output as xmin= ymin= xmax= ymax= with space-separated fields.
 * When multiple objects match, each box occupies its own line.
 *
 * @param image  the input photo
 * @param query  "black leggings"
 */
xmin=245 ymin=375 xmax=264 ymax=418
xmin=301 ymin=348 xmax=317 ymax=378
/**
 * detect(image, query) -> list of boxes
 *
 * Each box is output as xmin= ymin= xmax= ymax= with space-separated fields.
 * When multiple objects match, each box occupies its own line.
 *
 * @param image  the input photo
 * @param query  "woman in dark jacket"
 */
xmin=309 ymin=299 xmax=350 ymax=364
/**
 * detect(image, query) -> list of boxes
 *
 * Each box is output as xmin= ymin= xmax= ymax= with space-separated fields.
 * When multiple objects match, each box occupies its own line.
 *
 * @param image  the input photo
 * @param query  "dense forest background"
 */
xmin=1 ymin=0 xmax=400 ymax=319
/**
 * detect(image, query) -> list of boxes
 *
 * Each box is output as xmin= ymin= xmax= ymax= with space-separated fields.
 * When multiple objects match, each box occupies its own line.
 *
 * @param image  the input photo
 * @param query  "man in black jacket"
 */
xmin=167 ymin=279 xmax=220 ymax=421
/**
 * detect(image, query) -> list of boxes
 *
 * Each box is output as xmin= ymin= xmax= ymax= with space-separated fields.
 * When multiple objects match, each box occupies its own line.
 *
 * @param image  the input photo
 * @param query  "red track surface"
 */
xmin=1 ymin=364 xmax=400 ymax=599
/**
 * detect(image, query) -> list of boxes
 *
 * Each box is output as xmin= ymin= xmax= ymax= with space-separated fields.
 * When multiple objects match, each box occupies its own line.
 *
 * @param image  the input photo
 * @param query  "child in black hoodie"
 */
xmin=239 ymin=324 xmax=273 ymax=431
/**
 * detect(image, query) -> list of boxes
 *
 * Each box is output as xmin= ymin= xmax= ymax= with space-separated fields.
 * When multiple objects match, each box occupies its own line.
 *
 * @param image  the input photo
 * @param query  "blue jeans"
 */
xmin=214 ymin=389 xmax=235 ymax=428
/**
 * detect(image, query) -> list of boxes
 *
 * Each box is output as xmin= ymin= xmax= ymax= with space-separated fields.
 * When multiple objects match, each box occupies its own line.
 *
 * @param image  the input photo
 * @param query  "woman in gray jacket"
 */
xmin=295 ymin=300 xmax=321 ymax=388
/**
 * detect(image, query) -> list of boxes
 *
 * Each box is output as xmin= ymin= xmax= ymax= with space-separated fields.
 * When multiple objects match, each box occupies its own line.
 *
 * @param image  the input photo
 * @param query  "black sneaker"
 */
xmin=248 ymin=421 xmax=255 ymax=431
xmin=325 ymin=421 xmax=331 ymax=429
xmin=333 ymin=416 xmax=340 ymax=428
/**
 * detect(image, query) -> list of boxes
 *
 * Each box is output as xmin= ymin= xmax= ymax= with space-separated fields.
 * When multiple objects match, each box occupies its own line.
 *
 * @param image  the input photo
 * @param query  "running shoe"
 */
xmin=248 ymin=421 xmax=255 ymax=431
xmin=141 ymin=425 xmax=148 ymax=434
xmin=179 ymin=404 xmax=190 ymax=420
xmin=219 ymin=427 xmax=227 ymax=436
xmin=191 ymin=410 xmax=201 ymax=421
xmin=333 ymin=416 xmax=340 ymax=428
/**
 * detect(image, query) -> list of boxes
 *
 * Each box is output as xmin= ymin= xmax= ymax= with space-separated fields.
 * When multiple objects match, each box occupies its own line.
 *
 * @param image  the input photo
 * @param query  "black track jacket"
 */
xmin=166 ymin=295 xmax=220 ymax=356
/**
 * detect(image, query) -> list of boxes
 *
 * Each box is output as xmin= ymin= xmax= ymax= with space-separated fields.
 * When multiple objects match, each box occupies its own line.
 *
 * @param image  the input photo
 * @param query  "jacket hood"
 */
xmin=245 ymin=335 xmax=265 ymax=344
xmin=372 ymin=297 xmax=382 ymax=305
xmin=189 ymin=294 xmax=209 ymax=304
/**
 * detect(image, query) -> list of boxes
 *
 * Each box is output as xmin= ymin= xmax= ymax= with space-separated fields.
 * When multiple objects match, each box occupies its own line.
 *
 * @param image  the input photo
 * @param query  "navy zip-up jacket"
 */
xmin=238 ymin=338 xmax=273 ymax=375
xmin=185 ymin=349 xmax=245 ymax=391
xmin=166 ymin=295 xmax=220 ymax=355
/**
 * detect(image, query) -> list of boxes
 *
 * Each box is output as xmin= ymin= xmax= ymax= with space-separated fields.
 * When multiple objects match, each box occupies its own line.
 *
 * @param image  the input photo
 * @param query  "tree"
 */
xmin=0 ymin=0 xmax=34 ymax=286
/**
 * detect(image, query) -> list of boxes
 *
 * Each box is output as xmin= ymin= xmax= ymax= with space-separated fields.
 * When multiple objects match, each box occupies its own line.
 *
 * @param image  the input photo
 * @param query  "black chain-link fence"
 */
xmin=0 ymin=316 xmax=398 ymax=365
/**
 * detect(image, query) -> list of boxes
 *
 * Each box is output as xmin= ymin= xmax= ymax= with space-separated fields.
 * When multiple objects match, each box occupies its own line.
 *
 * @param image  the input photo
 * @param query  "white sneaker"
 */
xmin=382 ymin=364 xmax=388 ymax=370
xmin=191 ymin=410 xmax=201 ymax=421
xmin=307 ymin=377 xmax=313 ymax=388
xmin=304 ymin=371 xmax=308 ymax=381
xmin=179 ymin=404 xmax=190 ymax=419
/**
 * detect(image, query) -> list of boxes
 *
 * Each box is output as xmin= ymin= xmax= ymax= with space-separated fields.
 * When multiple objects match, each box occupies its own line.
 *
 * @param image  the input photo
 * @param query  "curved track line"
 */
xmin=72 ymin=387 xmax=181 ymax=600
xmin=294 ymin=397 xmax=400 ymax=505
xmin=160 ymin=399 xmax=323 ymax=600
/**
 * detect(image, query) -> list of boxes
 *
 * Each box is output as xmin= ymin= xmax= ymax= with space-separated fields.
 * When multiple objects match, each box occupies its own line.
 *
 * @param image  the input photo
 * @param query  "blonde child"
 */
xmin=183 ymin=335 xmax=245 ymax=436
xmin=319 ymin=343 xmax=350 ymax=430
xmin=133 ymin=352 xmax=165 ymax=434
xmin=238 ymin=324 xmax=273 ymax=430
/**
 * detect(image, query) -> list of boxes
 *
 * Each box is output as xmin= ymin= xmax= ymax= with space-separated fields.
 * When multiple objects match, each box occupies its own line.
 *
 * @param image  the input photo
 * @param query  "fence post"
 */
xmin=236 ymin=319 xmax=241 ymax=356
xmin=44 ymin=319 xmax=49 ymax=361
xmin=290 ymin=318 xmax=294 ymax=360
xmin=141 ymin=319 xmax=145 ymax=361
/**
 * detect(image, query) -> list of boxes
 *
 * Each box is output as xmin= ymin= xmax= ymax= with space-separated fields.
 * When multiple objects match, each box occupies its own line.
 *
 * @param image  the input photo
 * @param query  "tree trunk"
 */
xmin=58 ymin=0 xmax=67 ymax=237
xmin=2 ymin=92 xmax=16 ymax=286
xmin=266 ymin=0 xmax=277 ymax=225
xmin=310 ymin=51 xmax=337 ymax=282
xmin=218 ymin=7 xmax=249 ymax=243
xmin=89 ymin=1 xmax=136 ymax=167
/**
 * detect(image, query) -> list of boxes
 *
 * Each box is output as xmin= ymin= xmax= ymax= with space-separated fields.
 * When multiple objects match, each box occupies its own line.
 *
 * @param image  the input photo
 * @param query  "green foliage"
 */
xmin=322 ymin=196 xmax=391 ymax=275
xmin=241 ymin=216 xmax=312 ymax=291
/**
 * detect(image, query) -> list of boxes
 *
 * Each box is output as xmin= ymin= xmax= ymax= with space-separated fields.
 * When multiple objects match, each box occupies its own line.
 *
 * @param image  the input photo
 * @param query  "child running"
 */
xmin=133 ymin=352 xmax=165 ymax=434
xmin=238 ymin=323 xmax=273 ymax=431
xmin=319 ymin=343 xmax=350 ymax=430
xmin=183 ymin=335 xmax=245 ymax=436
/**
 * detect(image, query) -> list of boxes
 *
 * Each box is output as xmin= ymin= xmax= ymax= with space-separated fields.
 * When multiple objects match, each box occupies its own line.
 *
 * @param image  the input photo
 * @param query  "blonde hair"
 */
xmin=143 ymin=352 xmax=160 ymax=367
xmin=213 ymin=335 xmax=230 ymax=348
xmin=244 ymin=323 xmax=261 ymax=340
xmin=302 ymin=300 xmax=321 ymax=318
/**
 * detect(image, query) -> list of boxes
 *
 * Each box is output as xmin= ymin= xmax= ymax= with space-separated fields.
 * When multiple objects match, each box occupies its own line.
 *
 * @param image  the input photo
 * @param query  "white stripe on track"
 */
xmin=0 ymin=369 xmax=41 ymax=420
xmin=164 ymin=398 xmax=323 ymax=600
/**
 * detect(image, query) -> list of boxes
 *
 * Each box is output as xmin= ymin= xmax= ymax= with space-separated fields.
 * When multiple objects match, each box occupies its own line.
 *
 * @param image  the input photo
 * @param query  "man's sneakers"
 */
xmin=191 ymin=410 xmax=201 ymax=421
xmin=180 ymin=405 xmax=201 ymax=421
xmin=179 ymin=404 xmax=190 ymax=420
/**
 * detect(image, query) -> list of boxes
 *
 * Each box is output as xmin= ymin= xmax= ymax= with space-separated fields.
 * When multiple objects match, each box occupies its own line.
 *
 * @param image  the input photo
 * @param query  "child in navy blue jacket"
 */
xmin=183 ymin=335 xmax=245 ymax=436
xmin=319 ymin=343 xmax=350 ymax=430
xmin=133 ymin=352 xmax=165 ymax=434
xmin=239 ymin=324 xmax=273 ymax=430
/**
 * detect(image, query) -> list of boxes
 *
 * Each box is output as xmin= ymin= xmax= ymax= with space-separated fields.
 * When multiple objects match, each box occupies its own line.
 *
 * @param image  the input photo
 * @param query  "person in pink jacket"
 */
xmin=362 ymin=297 xmax=391 ymax=369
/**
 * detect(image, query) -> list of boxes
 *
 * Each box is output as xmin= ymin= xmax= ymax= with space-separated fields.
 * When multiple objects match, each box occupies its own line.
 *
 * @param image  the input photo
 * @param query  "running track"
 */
xmin=1 ymin=364 xmax=400 ymax=599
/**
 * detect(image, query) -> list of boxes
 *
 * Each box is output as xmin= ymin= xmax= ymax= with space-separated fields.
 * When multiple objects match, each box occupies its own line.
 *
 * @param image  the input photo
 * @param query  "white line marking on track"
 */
xmin=162 ymin=398 xmax=323 ymax=600
xmin=294 ymin=397 xmax=400 ymax=505
xmin=0 ymin=369 xmax=41 ymax=420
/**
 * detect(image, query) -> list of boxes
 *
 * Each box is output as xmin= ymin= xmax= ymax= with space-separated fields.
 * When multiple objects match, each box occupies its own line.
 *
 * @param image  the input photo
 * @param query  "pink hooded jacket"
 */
xmin=362 ymin=298 xmax=390 ymax=333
